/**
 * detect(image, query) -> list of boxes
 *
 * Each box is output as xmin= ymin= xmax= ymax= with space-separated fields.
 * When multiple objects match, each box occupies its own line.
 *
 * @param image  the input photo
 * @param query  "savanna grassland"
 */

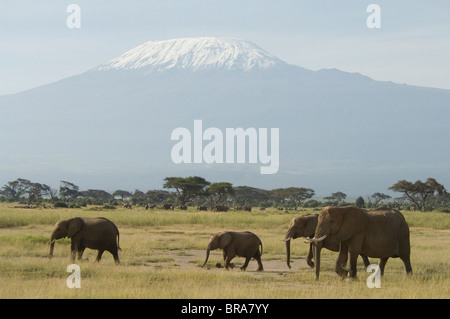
xmin=0 ymin=203 xmax=449 ymax=299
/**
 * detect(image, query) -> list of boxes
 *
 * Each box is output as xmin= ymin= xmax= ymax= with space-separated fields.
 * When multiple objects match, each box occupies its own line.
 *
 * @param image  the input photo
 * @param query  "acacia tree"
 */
xmin=80 ymin=189 xmax=112 ymax=204
xmin=1 ymin=178 xmax=54 ymax=203
xmin=207 ymin=182 xmax=233 ymax=210
xmin=143 ymin=190 xmax=174 ymax=205
xmin=389 ymin=178 xmax=446 ymax=211
xmin=59 ymin=181 xmax=80 ymax=202
xmin=41 ymin=184 xmax=58 ymax=201
xmin=231 ymin=186 xmax=268 ymax=207
xmin=132 ymin=190 xmax=145 ymax=205
xmin=272 ymin=187 xmax=315 ymax=210
xmin=163 ymin=176 xmax=210 ymax=206
xmin=27 ymin=182 xmax=46 ymax=204
xmin=2 ymin=179 xmax=31 ymax=201
xmin=370 ymin=192 xmax=392 ymax=207
xmin=324 ymin=191 xmax=347 ymax=206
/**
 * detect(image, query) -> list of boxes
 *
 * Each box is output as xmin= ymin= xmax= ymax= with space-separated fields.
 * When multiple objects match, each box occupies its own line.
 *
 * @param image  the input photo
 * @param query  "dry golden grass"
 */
xmin=0 ymin=203 xmax=449 ymax=299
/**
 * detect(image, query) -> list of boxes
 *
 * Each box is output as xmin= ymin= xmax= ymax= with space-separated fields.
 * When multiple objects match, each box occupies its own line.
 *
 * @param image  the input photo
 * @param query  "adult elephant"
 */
xmin=201 ymin=231 xmax=263 ymax=271
xmin=49 ymin=217 xmax=120 ymax=264
xmin=284 ymin=214 xmax=370 ymax=269
xmin=309 ymin=206 xmax=412 ymax=280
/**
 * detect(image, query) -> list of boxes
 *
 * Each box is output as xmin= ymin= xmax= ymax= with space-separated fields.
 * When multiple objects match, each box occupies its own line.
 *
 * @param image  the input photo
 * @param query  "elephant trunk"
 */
xmin=49 ymin=229 xmax=61 ymax=258
xmin=201 ymin=244 xmax=211 ymax=268
xmin=285 ymin=238 xmax=292 ymax=269
xmin=49 ymin=236 xmax=56 ymax=258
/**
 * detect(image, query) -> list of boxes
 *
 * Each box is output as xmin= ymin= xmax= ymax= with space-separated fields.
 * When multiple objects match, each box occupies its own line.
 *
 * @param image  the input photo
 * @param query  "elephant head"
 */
xmin=314 ymin=206 xmax=368 ymax=241
xmin=49 ymin=217 xmax=84 ymax=258
xmin=284 ymin=215 xmax=318 ymax=269
xmin=201 ymin=232 xmax=232 ymax=267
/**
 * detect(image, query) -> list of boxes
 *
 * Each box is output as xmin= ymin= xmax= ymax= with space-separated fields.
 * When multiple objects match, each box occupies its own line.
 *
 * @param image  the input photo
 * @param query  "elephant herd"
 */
xmin=48 ymin=206 xmax=412 ymax=281
xmin=284 ymin=206 xmax=412 ymax=280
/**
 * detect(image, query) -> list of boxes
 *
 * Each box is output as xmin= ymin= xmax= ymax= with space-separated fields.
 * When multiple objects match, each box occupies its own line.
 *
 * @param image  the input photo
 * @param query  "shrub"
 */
xmin=53 ymin=201 xmax=68 ymax=208
xmin=303 ymin=199 xmax=321 ymax=208
xmin=355 ymin=196 xmax=365 ymax=208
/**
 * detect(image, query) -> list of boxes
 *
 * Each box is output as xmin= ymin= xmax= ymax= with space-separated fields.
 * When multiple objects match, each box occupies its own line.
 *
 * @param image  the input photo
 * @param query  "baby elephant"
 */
xmin=201 ymin=231 xmax=264 ymax=271
xmin=49 ymin=217 xmax=120 ymax=264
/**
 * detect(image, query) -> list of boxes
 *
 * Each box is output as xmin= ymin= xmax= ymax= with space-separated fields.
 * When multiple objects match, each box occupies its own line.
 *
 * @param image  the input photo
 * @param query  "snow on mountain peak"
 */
xmin=95 ymin=37 xmax=285 ymax=72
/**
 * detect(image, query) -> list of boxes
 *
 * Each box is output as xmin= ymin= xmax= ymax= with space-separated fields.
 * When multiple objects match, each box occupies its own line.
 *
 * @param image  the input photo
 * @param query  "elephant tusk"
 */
xmin=303 ymin=235 xmax=327 ymax=243
xmin=282 ymin=237 xmax=292 ymax=242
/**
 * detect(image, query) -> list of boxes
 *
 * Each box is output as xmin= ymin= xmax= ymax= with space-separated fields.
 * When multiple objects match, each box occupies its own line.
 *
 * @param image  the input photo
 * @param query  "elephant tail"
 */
xmin=117 ymin=232 xmax=121 ymax=250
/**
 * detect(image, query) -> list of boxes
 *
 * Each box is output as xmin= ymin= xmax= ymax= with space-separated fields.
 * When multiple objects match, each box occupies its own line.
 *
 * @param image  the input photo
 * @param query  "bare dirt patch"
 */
xmin=144 ymin=249 xmax=310 ymax=275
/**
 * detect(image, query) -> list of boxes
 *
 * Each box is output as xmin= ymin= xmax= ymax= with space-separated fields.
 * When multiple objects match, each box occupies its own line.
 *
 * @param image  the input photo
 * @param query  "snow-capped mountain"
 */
xmin=94 ymin=37 xmax=286 ymax=72
xmin=1 ymin=37 xmax=449 ymax=195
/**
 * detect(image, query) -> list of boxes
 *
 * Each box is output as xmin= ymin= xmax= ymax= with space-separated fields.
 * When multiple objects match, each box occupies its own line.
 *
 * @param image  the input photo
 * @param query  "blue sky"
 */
xmin=1 ymin=0 xmax=450 ymax=95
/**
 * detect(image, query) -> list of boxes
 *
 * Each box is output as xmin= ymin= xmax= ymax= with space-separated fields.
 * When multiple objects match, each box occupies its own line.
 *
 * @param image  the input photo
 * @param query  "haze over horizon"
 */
xmin=1 ymin=2 xmax=449 ymax=198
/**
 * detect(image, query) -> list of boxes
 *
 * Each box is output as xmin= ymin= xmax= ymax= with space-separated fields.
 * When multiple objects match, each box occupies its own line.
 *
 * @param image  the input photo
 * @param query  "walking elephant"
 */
xmin=201 ymin=231 xmax=264 ymax=271
xmin=284 ymin=214 xmax=370 ymax=269
xmin=49 ymin=217 xmax=120 ymax=264
xmin=309 ymin=206 xmax=412 ymax=280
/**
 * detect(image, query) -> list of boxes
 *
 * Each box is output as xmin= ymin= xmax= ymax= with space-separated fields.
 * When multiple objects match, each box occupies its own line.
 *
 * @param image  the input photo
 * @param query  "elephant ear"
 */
xmin=304 ymin=214 xmax=319 ymax=238
xmin=218 ymin=232 xmax=232 ymax=249
xmin=67 ymin=217 xmax=84 ymax=238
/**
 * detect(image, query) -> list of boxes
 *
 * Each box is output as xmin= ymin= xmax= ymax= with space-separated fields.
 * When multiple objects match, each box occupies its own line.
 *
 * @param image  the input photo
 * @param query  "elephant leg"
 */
xmin=70 ymin=241 xmax=78 ymax=262
xmin=306 ymin=244 xmax=314 ymax=268
xmin=222 ymin=251 xmax=227 ymax=268
xmin=70 ymin=250 xmax=76 ymax=262
xmin=240 ymin=257 xmax=251 ymax=271
xmin=110 ymin=249 xmax=120 ymax=264
xmin=348 ymin=252 xmax=359 ymax=279
xmin=96 ymin=250 xmax=104 ymax=262
xmin=378 ymin=257 xmax=388 ymax=276
xmin=224 ymin=252 xmax=236 ymax=270
xmin=361 ymin=254 xmax=370 ymax=268
xmin=255 ymin=255 xmax=264 ymax=272
xmin=400 ymin=256 xmax=412 ymax=275
xmin=77 ymin=246 xmax=86 ymax=260
xmin=340 ymin=250 xmax=349 ymax=270
xmin=335 ymin=243 xmax=349 ymax=279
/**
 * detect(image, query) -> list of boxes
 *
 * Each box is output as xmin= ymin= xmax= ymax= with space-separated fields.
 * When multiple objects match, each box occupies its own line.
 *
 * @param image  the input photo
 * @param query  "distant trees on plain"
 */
xmin=0 ymin=176 xmax=448 ymax=212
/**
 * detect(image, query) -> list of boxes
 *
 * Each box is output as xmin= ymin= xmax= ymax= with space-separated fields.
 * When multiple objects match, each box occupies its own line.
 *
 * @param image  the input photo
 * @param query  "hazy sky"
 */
xmin=1 ymin=1 xmax=450 ymax=95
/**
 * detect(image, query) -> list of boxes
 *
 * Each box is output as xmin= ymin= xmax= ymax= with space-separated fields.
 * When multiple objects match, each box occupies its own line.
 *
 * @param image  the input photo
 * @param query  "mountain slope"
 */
xmin=0 ymin=37 xmax=449 ymax=195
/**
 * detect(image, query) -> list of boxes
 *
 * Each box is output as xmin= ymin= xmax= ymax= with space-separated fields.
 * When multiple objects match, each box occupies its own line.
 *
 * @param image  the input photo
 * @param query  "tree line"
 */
xmin=0 ymin=176 xmax=448 ymax=212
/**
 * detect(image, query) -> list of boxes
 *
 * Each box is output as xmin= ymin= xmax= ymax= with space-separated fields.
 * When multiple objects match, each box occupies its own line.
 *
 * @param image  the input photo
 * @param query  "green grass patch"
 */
xmin=0 ymin=202 xmax=449 ymax=298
